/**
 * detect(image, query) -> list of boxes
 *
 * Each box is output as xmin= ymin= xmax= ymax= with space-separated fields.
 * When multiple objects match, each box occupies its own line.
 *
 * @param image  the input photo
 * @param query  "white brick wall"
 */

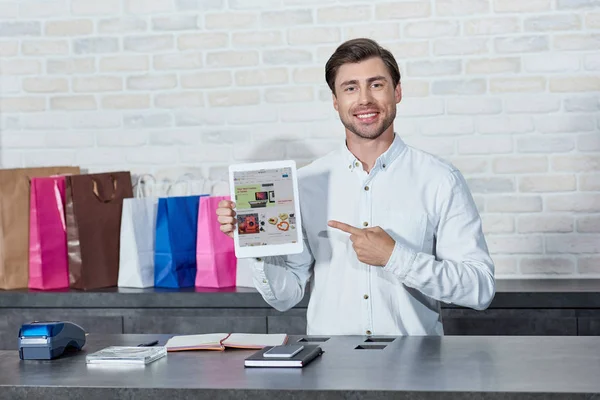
xmin=0 ymin=0 xmax=598 ymax=278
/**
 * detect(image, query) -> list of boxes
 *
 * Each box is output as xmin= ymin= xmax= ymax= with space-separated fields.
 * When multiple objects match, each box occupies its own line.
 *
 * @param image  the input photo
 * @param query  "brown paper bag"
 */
xmin=0 ymin=166 xmax=80 ymax=290
xmin=66 ymin=172 xmax=133 ymax=290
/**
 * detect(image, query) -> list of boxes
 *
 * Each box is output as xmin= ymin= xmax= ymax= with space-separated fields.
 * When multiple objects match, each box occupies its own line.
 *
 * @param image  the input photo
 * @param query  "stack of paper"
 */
xmin=86 ymin=346 xmax=166 ymax=365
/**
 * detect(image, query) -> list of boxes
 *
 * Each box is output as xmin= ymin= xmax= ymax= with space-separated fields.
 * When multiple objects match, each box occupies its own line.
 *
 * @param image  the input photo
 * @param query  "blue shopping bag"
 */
xmin=154 ymin=195 xmax=208 ymax=288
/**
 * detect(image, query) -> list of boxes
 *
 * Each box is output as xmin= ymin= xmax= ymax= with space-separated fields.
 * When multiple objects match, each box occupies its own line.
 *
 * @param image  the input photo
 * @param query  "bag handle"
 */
xmin=206 ymin=170 xmax=230 ymax=195
xmin=92 ymin=175 xmax=118 ymax=203
xmin=134 ymin=173 xmax=156 ymax=198
xmin=172 ymin=172 xmax=226 ymax=196
xmin=166 ymin=172 xmax=196 ymax=196
xmin=54 ymin=179 xmax=66 ymax=231
xmin=203 ymin=178 xmax=225 ymax=195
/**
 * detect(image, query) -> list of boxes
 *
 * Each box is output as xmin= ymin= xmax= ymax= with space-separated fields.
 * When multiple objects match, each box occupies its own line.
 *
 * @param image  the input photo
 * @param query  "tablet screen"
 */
xmin=233 ymin=167 xmax=298 ymax=248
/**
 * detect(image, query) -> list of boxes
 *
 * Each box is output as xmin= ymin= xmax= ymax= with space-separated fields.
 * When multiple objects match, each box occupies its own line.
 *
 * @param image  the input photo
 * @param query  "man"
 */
xmin=217 ymin=38 xmax=495 ymax=336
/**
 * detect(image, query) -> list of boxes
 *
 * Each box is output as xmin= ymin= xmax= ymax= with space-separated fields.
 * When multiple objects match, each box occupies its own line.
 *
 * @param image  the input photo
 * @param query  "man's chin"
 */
xmin=349 ymin=127 xmax=385 ymax=140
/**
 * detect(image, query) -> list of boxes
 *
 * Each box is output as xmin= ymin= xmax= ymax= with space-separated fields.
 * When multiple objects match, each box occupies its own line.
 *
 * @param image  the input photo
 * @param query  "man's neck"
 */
xmin=346 ymin=129 xmax=395 ymax=173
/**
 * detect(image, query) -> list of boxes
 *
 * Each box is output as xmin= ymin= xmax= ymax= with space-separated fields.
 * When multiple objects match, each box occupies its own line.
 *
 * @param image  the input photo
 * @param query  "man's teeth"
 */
xmin=357 ymin=113 xmax=377 ymax=119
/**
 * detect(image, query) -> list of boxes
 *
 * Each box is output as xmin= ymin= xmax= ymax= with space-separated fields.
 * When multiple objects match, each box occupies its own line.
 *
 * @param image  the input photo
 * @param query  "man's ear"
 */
xmin=395 ymin=83 xmax=402 ymax=104
xmin=332 ymin=91 xmax=339 ymax=111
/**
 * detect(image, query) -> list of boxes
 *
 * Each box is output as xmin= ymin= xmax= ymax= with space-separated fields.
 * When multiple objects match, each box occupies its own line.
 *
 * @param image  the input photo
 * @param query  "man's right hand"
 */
xmin=216 ymin=200 xmax=237 ymax=238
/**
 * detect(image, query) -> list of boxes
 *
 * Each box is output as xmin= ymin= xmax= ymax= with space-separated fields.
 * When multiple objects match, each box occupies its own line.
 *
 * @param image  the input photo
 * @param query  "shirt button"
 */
xmin=355 ymin=162 xmax=360 ymax=167
xmin=366 ymin=330 xmax=372 ymax=335
xmin=348 ymin=165 xmax=352 ymax=169
xmin=363 ymin=222 xmax=368 ymax=227
xmin=363 ymin=294 xmax=369 ymax=299
xmin=383 ymin=164 xmax=386 ymax=168
xmin=257 ymin=258 xmax=262 ymax=262
xmin=262 ymin=279 xmax=268 ymax=284
xmin=364 ymin=186 xmax=369 ymax=191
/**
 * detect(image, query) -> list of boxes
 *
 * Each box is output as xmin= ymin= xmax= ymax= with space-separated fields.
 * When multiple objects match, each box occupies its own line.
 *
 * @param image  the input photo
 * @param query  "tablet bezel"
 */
xmin=228 ymin=160 xmax=303 ymax=259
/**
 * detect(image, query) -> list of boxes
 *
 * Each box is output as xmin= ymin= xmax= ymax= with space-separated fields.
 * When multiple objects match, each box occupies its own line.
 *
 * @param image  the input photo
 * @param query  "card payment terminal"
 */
xmin=18 ymin=321 xmax=86 ymax=360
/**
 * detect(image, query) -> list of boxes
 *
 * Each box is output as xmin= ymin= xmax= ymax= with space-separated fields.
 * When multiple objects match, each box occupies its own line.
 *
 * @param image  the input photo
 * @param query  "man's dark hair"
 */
xmin=325 ymin=38 xmax=401 ymax=95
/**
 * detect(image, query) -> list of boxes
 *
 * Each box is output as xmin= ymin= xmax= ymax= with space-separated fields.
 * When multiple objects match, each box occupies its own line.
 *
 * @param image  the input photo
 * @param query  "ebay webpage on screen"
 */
xmin=233 ymin=167 xmax=297 ymax=247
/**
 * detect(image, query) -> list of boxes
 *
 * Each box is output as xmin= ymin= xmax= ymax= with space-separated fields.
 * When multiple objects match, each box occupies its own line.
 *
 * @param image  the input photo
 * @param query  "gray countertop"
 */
xmin=2 ymin=279 xmax=600 ymax=308
xmin=1 ymin=333 xmax=600 ymax=399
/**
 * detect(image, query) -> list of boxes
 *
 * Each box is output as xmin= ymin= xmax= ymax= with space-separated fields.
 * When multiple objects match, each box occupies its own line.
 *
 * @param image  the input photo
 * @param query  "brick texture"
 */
xmin=0 ymin=0 xmax=597 ymax=278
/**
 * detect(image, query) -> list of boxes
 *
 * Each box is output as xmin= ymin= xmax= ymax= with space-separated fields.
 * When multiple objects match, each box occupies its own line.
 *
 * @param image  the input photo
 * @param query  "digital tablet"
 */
xmin=229 ymin=160 xmax=303 ymax=258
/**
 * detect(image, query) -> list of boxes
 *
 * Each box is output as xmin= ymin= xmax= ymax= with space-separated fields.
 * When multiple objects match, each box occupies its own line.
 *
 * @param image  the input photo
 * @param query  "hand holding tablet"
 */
xmin=222 ymin=160 xmax=304 ymax=258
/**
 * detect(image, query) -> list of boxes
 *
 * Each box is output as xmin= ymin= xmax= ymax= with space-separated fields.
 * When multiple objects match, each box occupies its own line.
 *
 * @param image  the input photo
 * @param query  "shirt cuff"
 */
xmin=251 ymin=257 xmax=276 ymax=301
xmin=382 ymin=241 xmax=418 ymax=280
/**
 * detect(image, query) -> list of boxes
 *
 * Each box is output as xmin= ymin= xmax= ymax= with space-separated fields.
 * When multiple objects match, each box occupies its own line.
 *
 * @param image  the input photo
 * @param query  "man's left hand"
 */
xmin=328 ymin=220 xmax=396 ymax=267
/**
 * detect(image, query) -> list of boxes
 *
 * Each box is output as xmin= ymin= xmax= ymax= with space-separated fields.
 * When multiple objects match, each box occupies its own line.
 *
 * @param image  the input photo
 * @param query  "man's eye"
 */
xmin=372 ymin=83 xmax=383 ymax=88
xmin=345 ymin=86 xmax=356 ymax=92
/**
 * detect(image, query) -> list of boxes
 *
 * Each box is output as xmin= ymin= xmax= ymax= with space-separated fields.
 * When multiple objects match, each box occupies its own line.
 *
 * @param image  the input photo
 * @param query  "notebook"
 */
xmin=244 ymin=345 xmax=323 ymax=368
xmin=165 ymin=333 xmax=288 ymax=351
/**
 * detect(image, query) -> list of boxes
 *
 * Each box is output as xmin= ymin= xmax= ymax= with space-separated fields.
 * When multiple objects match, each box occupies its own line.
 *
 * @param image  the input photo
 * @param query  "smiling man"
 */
xmin=217 ymin=38 xmax=495 ymax=336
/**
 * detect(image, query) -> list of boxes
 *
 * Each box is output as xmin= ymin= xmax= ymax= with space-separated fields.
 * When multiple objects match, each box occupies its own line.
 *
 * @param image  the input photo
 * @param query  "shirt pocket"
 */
xmin=383 ymin=212 xmax=429 ymax=253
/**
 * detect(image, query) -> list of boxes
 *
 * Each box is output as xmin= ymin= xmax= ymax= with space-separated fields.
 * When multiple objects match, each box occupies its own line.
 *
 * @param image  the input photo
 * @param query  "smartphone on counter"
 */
xmin=262 ymin=345 xmax=304 ymax=358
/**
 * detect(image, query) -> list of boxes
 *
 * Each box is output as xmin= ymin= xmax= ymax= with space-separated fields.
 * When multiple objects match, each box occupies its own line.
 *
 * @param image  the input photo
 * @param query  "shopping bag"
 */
xmin=167 ymin=172 xmax=212 ymax=196
xmin=195 ymin=196 xmax=237 ymax=288
xmin=66 ymin=172 xmax=133 ymax=290
xmin=132 ymin=173 xmax=170 ymax=198
xmin=118 ymin=175 xmax=158 ymax=288
xmin=28 ymin=176 xmax=70 ymax=290
xmin=154 ymin=195 xmax=208 ymax=288
xmin=0 ymin=166 xmax=80 ymax=289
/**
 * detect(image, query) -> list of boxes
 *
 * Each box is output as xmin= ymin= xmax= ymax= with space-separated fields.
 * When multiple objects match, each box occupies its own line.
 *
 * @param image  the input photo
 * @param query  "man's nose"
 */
xmin=358 ymin=85 xmax=373 ymax=104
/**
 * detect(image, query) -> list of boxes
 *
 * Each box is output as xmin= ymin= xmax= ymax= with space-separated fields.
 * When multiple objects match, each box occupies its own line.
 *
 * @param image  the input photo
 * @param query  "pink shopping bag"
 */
xmin=195 ymin=196 xmax=237 ymax=288
xmin=28 ymin=176 xmax=69 ymax=290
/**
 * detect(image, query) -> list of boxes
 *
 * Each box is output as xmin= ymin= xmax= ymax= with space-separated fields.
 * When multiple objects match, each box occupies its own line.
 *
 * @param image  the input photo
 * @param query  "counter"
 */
xmin=1 ymin=333 xmax=599 ymax=399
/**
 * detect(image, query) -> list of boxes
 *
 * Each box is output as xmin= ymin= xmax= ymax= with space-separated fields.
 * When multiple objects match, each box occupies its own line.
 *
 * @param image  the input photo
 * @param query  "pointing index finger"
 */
xmin=328 ymin=220 xmax=362 ymax=235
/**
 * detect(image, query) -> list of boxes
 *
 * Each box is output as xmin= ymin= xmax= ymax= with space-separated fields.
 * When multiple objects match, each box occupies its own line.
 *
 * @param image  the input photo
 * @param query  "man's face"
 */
xmin=332 ymin=57 xmax=402 ymax=140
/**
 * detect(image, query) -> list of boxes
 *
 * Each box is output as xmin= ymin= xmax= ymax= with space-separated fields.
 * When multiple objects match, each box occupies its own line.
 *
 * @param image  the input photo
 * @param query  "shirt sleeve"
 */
xmin=250 ymin=231 xmax=314 ymax=312
xmin=382 ymin=169 xmax=495 ymax=310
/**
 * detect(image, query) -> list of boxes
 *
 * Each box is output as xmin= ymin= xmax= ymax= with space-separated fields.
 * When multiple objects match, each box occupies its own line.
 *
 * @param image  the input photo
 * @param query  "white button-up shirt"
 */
xmin=251 ymin=133 xmax=495 ymax=336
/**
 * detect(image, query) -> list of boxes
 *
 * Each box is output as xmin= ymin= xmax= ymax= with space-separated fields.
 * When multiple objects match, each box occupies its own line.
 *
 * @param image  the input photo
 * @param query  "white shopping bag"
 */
xmin=118 ymin=175 xmax=159 ymax=288
xmin=167 ymin=172 xmax=212 ymax=196
xmin=150 ymin=169 xmax=229 ymax=197
xmin=134 ymin=173 xmax=170 ymax=197
xmin=211 ymin=180 xmax=230 ymax=196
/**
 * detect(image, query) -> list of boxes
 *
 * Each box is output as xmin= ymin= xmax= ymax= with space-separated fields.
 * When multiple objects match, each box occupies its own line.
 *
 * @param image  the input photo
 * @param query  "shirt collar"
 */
xmin=342 ymin=133 xmax=406 ymax=172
